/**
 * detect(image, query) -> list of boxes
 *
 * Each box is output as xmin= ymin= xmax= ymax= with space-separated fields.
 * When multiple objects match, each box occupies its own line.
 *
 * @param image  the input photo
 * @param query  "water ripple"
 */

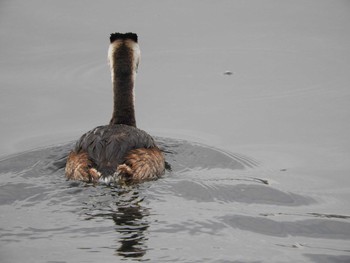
xmin=0 ymin=137 xmax=348 ymax=262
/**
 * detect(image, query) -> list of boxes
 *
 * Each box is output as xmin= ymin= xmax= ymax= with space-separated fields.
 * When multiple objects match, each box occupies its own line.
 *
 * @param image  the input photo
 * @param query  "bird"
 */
xmin=65 ymin=32 xmax=165 ymax=184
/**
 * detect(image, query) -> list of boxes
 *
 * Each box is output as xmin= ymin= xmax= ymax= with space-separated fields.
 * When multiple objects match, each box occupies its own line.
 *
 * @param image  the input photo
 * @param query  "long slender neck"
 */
xmin=110 ymin=72 xmax=136 ymax=127
xmin=108 ymin=41 xmax=138 ymax=127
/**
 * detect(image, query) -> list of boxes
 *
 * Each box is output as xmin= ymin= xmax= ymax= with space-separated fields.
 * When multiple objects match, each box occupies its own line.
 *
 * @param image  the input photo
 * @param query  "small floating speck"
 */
xmin=292 ymin=243 xmax=304 ymax=249
xmin=223 ymin=70 xmax=233 ymax=76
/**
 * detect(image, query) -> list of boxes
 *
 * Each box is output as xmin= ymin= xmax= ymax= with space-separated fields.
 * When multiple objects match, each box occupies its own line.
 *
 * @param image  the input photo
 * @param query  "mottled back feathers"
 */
xmin=74 ymin=124 xmax=156 ymax=173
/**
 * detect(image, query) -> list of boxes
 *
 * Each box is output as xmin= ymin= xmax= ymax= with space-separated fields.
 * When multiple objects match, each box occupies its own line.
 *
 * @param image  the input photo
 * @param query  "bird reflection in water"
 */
xmin=113 ymin=205 xmax=149 ymax=258
xmin=82 ymin=185 xmax=150 ymax=260
xmin=111 ymin=188 xmax=150 ymax=259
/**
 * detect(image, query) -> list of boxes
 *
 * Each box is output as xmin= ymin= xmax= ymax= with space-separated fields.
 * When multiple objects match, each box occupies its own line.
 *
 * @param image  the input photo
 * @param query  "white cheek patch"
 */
xmin=107 ymin=41 xmax=121 ymax=79
xmin=126 ymin=40 xmax=141 ymax=72
xmin=108 ymin=40 xmax=141 ymax=74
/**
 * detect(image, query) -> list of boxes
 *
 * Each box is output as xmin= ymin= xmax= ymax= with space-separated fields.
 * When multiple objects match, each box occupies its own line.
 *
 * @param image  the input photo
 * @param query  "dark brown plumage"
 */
xmin=65 ymin=33 xmax=165 ymax=183
xmin=110 ymin=32 xmax=138 ymax=43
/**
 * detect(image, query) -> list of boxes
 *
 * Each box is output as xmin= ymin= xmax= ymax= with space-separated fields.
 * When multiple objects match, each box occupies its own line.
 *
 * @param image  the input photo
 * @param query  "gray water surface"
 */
xmin=1 ymin=138 xmax=349 ymax=262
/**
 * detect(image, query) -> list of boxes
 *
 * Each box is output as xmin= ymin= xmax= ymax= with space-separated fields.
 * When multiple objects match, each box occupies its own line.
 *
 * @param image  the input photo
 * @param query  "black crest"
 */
xmin=110 ymin=32 xmax=138 ymax=43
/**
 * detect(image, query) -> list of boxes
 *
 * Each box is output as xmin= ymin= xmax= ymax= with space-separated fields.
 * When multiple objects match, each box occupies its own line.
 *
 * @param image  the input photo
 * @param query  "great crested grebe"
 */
xmin=65 ymin=32 xmax=165 ymax=183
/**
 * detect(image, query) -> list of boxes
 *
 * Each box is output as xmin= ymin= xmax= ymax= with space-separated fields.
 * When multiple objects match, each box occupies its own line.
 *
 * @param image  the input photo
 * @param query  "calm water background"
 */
xmin=1 ymin=0 xmax=350 ymax=262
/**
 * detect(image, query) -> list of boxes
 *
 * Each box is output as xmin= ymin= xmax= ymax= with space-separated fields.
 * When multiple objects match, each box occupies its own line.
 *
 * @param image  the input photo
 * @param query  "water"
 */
xmin=1 ymin=0 xmax=350 ymax=262
xmin=1 ymin=139 xmax=349 ymax=262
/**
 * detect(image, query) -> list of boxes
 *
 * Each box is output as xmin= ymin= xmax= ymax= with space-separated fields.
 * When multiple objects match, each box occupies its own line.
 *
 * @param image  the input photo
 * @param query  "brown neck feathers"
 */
xmin=108 ymin=34 xmax=139 ymax=127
